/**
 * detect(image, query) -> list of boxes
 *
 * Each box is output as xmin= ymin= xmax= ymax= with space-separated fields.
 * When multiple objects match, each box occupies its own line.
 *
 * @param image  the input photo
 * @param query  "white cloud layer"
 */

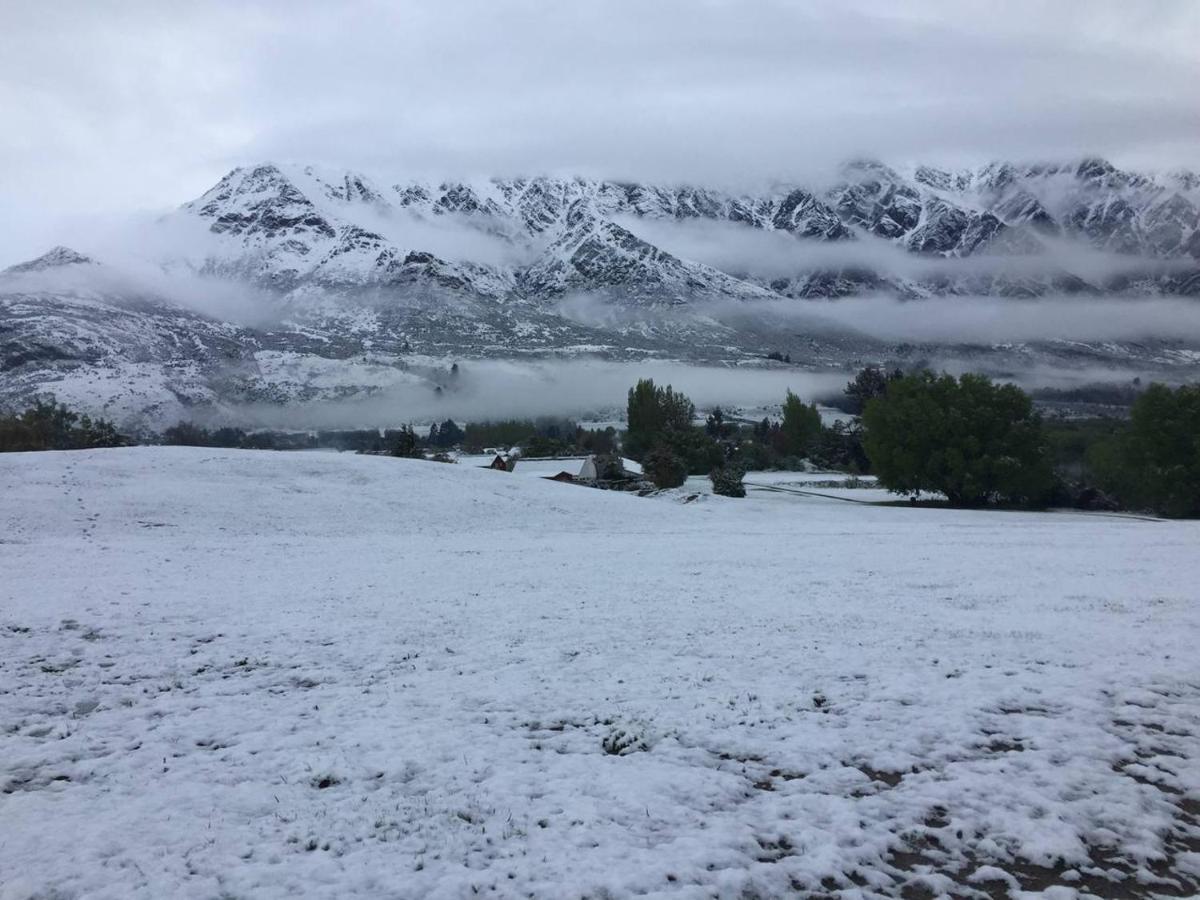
xmin=2 ymin=1 xmax=1199 ymax=264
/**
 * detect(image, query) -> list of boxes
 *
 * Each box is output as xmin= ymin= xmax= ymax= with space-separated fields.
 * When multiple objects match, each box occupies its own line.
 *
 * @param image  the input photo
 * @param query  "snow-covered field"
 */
xmin=1 ymin=448 xmax=1198 ymax=899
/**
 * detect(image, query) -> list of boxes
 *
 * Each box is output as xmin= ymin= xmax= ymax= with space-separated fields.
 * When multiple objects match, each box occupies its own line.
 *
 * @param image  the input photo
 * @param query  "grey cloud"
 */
xmin=615 ymin=216 xmax=1195 ymax=283
xmin=3 ymin=0 xmax=1199 ymax=265
xmin=215 ymin=358 xmax=854 ymax=430
xmin=711 ymin=294 xmax=1200 ymax=345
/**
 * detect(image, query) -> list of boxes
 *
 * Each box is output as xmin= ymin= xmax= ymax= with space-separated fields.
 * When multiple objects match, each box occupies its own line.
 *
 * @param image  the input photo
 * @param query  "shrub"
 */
xmin=644 ymin=444 xmax=688 ymax=489
xmin=709 ymin=466 xmax=746 ymax=498
xmin=862 ymin=372 xmax=1053 ymax=507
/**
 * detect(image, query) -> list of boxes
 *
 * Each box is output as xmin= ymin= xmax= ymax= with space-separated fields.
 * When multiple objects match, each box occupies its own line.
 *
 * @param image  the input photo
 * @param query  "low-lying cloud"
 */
xmin=219 ymin=358 xmax=853 ymax=430
xmin=616 ymin=215 xmax=1193 ymax=284
xmin=708 ymin=294 xmax=1200 ymax=345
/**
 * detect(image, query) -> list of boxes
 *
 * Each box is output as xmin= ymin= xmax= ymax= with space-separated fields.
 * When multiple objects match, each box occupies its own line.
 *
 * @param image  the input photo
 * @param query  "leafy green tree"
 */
xmin=862 ymin=372 xmax=1053 ymax=507
xmin=644 ymin=444 xmax=688 ymax=489
xmin=1089 ymin=383 xmax=1200 ymax=517
xmin=780 ymin=391 xmax=822 ymax=458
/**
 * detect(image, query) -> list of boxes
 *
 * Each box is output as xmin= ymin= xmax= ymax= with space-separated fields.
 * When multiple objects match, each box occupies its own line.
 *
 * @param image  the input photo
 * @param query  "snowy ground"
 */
xmin=1 ymin=448 xmax=1198 ymax=899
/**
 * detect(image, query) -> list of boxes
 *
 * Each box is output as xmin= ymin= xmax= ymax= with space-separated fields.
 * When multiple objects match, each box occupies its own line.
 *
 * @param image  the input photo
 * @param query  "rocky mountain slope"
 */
xmin=3 ymin=158 xmax=1200 ymax=427
xmin=172 ymin=158 xmax=1200 ymax=302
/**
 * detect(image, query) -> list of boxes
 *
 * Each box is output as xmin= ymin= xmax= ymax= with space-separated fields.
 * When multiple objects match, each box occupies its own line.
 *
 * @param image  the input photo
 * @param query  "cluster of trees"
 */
xmin=855 ymin=369 xmax=1199 ymax=517
xmin=8 ymin=373 xmax=1196 ymax=519
xmin=0 ymin=398 xmax=126 ymax=452
xmin=427 ymin=420 xmax=465 ymax=448
xmin=470 ymin=418 xmax=622 ymax=458
xmin=154 ymin=415 xmax=619 ymax=460
xmin=161 ymin=423 xmax=381 ymax=451
xmin=625 ymin=379 xmax=849 ymax=491
xmin=624 ymin=367 xmax=1199 ymax=518
xmin=459 ymin=417 xmax=617 ymax=457
xmin=625 ymin=376 xmax=876 ymax=490
xmin=626 ymin=379 xmax=716 ymax=488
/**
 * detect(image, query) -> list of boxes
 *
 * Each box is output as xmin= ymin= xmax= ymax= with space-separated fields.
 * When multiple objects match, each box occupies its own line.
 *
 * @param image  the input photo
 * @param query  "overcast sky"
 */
xmin=2 ymin=0 xmax=1198 ymax=264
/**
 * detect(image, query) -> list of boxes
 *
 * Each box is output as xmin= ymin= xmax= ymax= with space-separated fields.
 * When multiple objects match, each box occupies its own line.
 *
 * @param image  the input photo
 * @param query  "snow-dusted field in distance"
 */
xmin=1 ymin=448 xmax=1198 ymax=899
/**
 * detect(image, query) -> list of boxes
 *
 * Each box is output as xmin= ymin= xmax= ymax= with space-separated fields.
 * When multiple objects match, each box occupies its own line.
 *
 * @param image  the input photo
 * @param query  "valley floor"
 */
xmin=1 ymin=449 xmax=1198 ymax=899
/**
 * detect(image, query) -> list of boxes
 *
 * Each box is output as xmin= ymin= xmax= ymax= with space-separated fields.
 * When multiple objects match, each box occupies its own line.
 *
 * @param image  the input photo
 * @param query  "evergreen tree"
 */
xmin=389 ymin=426 xmax=424 ymax=459
xmin=780 ymin=391 xmax=822 ymax=458
xmin=625 ymin=378 xmax=695 ymax=459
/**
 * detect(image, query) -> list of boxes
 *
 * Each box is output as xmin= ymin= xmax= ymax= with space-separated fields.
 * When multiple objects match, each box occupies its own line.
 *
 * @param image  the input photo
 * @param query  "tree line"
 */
xmin=3 ymin=373 xmax=1196 ymax=518
xmin=621 ymin=370 xmax=1200 ymax=517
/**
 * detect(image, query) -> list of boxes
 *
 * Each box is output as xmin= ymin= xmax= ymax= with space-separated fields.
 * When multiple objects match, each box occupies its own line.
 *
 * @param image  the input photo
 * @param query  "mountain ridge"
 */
xmin=4 ymin=157 xmax=1200 ymax=427
xmin=164 ymin=157 xmax=1200 ymax=303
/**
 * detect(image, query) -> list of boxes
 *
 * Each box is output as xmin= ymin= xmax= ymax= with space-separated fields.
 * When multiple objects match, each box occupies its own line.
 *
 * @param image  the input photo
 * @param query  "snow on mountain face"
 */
xmin=177 ymin=164 xmax=858 ymax=306
xmin=3 ymin=246 xmax=98 ymax=274
xmin=5 ymin=158 xmax=1200 ymax=427
xmin=172 ymin=159 xmax=1200 ymax=307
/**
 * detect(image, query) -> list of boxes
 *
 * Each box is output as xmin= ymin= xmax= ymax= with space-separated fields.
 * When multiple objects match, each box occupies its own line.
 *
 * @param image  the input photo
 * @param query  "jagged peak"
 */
xmin=186 ymin=161 xmax=299 ymax=208
xmin=4 ymin=246 xmax=98 ymax=275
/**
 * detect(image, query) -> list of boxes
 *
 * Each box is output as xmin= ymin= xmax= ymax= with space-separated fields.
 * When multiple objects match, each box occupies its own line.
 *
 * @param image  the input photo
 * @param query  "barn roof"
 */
xmin=510 ymin=457 xmax=595 ymax=479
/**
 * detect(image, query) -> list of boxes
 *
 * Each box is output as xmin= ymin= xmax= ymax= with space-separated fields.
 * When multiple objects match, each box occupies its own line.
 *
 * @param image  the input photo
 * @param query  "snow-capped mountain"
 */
xmin=4 ymin=158 xmax=1200 ymax=427
xmin=159 ymin=159 xmax=1200 ymax=307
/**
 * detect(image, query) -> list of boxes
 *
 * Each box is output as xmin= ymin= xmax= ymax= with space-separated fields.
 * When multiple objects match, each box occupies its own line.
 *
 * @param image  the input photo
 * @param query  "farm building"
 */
xmin=511 ymin=456 xmax=599 ymax=483
xmin=456 ymin=453 xmax=642 ymax=483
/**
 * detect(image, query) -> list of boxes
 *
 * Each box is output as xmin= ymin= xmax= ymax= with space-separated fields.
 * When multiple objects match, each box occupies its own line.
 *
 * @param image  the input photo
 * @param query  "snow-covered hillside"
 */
xmin=2 ymin=449 xmax=1197 ymax=898
xmin=175 ymin=159 xmax=1200 ymax=302
xmin=4 ymin=157 xmax=1200 ymax=427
